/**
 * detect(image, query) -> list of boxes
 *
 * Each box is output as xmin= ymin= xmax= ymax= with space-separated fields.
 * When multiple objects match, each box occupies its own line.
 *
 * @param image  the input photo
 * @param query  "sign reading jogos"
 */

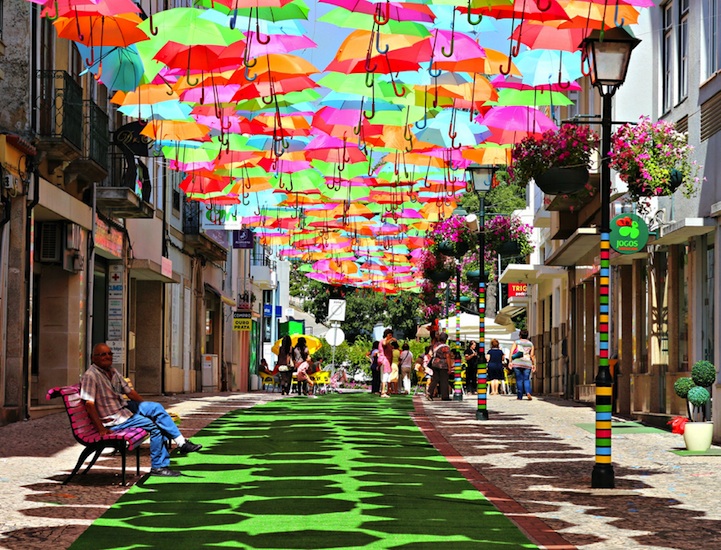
xmin=609 ymin=213 xmax=649 ymax=254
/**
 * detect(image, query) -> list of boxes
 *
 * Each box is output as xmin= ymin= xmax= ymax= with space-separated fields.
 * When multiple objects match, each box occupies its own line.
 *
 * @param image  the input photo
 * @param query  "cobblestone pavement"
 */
xmin=1 ymin=391 xmax=719 ymax=550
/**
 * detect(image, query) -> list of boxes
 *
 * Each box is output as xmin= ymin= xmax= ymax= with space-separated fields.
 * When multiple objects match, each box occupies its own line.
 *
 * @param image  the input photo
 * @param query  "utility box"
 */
xmin=279 ymin=319 xmax=304 ymax=338
xmin=201 ymin=354 xmax=219 ymax=392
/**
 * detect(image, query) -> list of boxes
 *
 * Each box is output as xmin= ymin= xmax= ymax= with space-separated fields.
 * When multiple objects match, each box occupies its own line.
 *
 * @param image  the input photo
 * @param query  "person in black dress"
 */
xmin=486 ymin=339 xmax=506 ymax=395
xmin=464 ymin=341 xmax=479 ymax=394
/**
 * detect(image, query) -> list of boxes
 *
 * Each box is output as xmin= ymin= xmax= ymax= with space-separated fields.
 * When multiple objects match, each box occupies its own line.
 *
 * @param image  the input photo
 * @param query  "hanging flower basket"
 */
xmin=508 ymin=124 xmax=599 ymax=188
xmin=427 ymin=216 xmax=476 ymax=259
xmin=497 ymin=241 xmax=522 ymax=256
xmin=534 ymin=166 xmax=590 ymax=195
xmin=610 ymin=116 xmax=701 ymax=213
xmin=437 ymin=241 xmax=456 ymax=256
xmin=427 ymin=268 xmax=454 ymax=283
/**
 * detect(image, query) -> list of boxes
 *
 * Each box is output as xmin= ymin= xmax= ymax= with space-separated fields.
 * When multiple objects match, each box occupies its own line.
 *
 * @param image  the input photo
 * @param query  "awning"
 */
xmin=204 ymin=283 xmax=236 ymax=307
xmin=499 ymin=264 xmax=566 ymax=284
xmin=221 ymin=295 xmax=237 ymax=308
xmin=129 ymin=258 xmax=179 ymax=283
xmin=651 ymin=217 xmax=715 ymax=245
xmin=545 ymin=227 xmax=600 ymax=266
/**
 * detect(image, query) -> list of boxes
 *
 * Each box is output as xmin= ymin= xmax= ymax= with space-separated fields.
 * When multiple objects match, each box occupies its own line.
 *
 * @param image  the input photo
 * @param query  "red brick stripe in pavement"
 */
xmin=413 ymin=399 xmax=577 ymax=550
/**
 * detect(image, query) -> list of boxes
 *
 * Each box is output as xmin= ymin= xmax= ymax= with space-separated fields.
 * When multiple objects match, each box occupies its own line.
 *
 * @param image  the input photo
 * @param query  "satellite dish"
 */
xmin=325 ymin=327 xmax=345 ymax=347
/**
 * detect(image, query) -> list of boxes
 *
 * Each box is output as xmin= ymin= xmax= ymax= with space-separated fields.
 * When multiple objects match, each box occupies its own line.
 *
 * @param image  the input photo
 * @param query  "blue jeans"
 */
xmin=513 ymin=367 xmax=532 ymax=399
xmin=112 ymin=401 xmax=181 ymax=469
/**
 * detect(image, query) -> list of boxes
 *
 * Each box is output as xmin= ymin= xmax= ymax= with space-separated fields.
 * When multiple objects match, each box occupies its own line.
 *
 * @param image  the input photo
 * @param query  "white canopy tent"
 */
xmin=438 ymin=313 xmax=519 ymax=352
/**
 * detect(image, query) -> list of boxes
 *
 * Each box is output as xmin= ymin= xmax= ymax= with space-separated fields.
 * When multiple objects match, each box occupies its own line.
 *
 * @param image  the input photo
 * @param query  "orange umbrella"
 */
xmin=141 ymin=120 xmax=211 ymax=142
xmin=54 ymin=13 xmax=148 ymax=47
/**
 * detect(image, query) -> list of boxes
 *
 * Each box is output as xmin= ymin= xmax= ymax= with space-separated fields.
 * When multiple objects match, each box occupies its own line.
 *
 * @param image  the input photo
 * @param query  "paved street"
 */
xmin=1 ymin=391 xmax=719 ymax=550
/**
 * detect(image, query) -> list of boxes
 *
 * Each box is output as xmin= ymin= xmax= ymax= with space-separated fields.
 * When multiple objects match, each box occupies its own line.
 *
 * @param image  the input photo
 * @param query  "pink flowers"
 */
xmin=609 ymin=116 xmax=701 ymax=213
xmin=509 ymin=124 xmax=599 ymax=187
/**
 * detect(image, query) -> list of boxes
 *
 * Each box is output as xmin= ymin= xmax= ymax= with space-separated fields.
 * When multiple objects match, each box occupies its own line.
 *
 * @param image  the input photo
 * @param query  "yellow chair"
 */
xmin=261 ymin=374 xmax=278 ymax=392
xmin=414 ymin=369 xmax=430 ymax=396
xmin=311 ymin=370 xmax=330 ymax=394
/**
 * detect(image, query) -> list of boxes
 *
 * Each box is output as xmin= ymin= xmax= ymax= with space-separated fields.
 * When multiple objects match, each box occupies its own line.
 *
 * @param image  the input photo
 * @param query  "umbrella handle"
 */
xmin=244 ymin=64 xmax=258 ymax=82
xmin=614 ymin=2 xmax=625 ymax=26
xmin=44 ymin=0 xmax=59 ymax=20
xmin=375 ymin=31 xmax=389 ymax=55
xmin=373 ymin=1 xmax=390 ymax=26
xmin=148 ymin=13 xmax=159 ymax=36
xmin=441 ymin=12 xmax=456 ymax=58
xmin=467 ymin=5 xmax=482 ymax=26
xmin=255 ymin=9 xmax=271 ymax=44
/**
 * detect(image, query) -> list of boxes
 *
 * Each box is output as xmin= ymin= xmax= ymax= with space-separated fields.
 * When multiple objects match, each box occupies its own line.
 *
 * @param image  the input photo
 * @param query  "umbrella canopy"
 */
xmin=271 ymin=334 xmax=323 ymax=355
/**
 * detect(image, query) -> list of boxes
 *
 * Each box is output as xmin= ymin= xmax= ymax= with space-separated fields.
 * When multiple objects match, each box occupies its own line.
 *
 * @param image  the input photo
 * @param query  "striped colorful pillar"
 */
xmin=453 ymin=296 xmax=463 ymax=401
xmin=592 ymin=231 xmax=614 ymax=487
xmin=476 ymin=281 xmax=488 ymax=420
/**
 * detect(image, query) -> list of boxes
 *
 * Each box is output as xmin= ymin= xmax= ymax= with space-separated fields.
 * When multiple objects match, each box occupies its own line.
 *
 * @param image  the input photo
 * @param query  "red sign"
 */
xmin=507 ymin=283 xmax=528 ymax=297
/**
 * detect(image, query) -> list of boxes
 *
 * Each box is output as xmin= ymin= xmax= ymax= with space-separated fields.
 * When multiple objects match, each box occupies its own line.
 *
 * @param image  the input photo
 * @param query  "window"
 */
xmin=662 ymin=2 xmax=673 ymax=112
xmin=705 ymin=0 xmax=721 ymax=78
xmin=678 ymin=0 xmax=689 ymax=100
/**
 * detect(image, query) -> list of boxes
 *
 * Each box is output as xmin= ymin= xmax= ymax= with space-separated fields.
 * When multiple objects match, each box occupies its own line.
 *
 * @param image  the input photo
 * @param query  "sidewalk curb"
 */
xmin=413 ymin=398 xmax=577 ymax=550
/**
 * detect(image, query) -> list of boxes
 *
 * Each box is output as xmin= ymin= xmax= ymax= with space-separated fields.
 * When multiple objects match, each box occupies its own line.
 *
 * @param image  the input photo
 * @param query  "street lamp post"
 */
xmin=582 ymin=27 xmax=640 ymax=489
xmin=466 ymin=164 xmax=494 ymax=421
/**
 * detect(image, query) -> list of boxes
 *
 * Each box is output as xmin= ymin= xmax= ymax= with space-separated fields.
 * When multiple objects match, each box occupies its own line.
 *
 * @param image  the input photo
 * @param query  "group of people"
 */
xmin=369 ymin=328 xmax=536 ymax=402
xmin=368 ymin=328 xmax=416 ymax=397
xmin=262 ymin=335 xmax=318 ymax=396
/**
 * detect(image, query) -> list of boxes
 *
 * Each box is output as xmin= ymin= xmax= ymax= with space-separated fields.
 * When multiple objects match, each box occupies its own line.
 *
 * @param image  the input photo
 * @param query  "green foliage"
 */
xmin=691 ymin=360 xmax=716 ymax=388
xmin=674 ymin=377 xmax=695 ymax=399
xmin=687 ymin=386 xmax=711 ymax=408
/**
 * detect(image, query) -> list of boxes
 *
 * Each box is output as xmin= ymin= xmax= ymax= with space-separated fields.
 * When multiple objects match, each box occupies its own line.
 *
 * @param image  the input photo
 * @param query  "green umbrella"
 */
xmin=319 ymin=8 xmax=430 ymax=38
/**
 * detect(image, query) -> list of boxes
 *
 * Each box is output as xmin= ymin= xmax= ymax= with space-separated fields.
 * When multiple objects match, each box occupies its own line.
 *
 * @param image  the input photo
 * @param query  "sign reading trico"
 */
xmin=233 ymin=311 xmax=252 ymax=332
xmin=507 ymin=283 xmax=528 ymax=298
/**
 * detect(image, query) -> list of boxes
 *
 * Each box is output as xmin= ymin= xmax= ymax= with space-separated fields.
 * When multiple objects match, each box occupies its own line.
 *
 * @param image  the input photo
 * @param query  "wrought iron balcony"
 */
xmin=183 ymin=199 xmax=228 ymax=262
xmin=36 ymin=70 xmax=83 ymax=162
xmin=94 ymin=150 xmax=154 ymax=219
xmin=67 ymin=100 xmax=110 ymax=182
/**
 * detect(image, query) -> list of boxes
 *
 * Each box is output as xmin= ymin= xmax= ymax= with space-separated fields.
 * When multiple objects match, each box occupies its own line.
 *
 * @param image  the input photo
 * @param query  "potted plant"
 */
xmin=419 ymin=250 xmax=455 ymax=283
xmin=508 ymin=124 xmax=600 ymax=195
xmin=669 ymin=360 xmax=716 ymax=451
xmin=429 ymin=215 xmax=477 ymax=259
xmin=609 ymin=116 xmax=702 ymax=214
xmin=484 ymin=215 xmax=534 ymax=262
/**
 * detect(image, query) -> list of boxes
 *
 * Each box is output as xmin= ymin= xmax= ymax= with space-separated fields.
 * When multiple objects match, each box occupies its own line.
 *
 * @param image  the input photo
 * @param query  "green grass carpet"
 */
xmin=71 ymin=394 xmax=537 ymax=549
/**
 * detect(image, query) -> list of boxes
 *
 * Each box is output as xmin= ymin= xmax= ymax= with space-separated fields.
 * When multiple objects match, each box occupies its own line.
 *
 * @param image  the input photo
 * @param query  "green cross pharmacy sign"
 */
xmin=609 ymin=213 xmax=649 ymax=254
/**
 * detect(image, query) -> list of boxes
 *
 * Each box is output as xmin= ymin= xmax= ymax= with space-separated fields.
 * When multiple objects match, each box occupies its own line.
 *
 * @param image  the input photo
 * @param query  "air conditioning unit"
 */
xmin=39 ymin=222 xmax=62 ymax=263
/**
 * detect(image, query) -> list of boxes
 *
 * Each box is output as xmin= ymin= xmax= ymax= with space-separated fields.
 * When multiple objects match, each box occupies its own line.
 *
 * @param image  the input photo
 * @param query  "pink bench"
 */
xmin=46 ymin=384 xmax=149 ymax=485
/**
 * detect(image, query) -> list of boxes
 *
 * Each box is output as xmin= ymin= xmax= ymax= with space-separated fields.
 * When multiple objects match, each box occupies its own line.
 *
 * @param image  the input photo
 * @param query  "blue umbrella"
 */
xmin=77 ymin=44 xmax=144 ymax=92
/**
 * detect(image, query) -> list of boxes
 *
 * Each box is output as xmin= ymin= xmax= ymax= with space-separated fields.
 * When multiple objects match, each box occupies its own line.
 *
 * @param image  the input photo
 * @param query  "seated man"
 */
xmin=80 ymin=343 xmax=202 ymax=477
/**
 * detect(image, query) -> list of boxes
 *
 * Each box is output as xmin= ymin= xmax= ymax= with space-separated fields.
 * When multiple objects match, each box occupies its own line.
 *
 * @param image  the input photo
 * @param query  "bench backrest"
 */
xmin=46 ymin=384 xmax=147 ymax=450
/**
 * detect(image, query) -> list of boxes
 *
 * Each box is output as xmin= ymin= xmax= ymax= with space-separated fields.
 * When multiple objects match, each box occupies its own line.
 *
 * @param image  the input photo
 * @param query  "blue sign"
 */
xmin=263 ymin=304 xmax=282 ymax=317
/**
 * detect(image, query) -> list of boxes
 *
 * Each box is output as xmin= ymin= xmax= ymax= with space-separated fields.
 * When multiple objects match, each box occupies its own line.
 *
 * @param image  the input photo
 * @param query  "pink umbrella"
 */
xmin=477 ymin=106 xmax=557 ymax=144
xmin=490 ymin=74 xmax=582 ymax=92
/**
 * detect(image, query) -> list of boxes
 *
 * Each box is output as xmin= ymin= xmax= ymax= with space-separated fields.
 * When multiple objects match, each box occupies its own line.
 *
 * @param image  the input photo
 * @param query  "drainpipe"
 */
xmin=86 ymin=183 xmax=96 ymax=373
xmin=23 ymin=4 xmax=40 ymax=419
xmin=161 ymin=174 xmax=168 ymax=393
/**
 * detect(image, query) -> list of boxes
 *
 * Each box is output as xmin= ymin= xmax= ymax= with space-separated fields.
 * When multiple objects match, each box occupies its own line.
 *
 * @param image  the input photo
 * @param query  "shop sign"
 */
xmin=95 ymin=216 xmax=123 ymax=258
xmin=233 ymin=229 xmax=254 ymax=249
xmin=233 ymin=310 xmax=252 ymax=331
xmin=610 ymin=213 xmax=649 ymax=254
xmin=507 ymin=283 xmax=528 ymax=298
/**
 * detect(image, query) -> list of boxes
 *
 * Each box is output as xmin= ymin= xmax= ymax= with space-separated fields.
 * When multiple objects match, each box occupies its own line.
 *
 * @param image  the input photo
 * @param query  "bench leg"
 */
xmin=65 ymin=447 xmax=101 ymax=485
xmin=120 ymin=448 xmax=127 ymax=486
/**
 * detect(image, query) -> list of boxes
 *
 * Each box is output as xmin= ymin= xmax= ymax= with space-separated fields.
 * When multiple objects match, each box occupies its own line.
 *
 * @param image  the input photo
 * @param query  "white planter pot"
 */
xmin=683 ymin=422 xmax=714 ymax=451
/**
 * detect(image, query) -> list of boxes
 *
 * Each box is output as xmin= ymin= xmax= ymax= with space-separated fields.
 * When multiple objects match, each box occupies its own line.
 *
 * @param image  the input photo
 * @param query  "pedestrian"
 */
xmin=399 ymin=342 xmax=414 ymax=394
xmin=379 ymin=328 xmax=394 ymax=398
xmin=276 ymin=335 xmax=293 ymax=395
xmin=510 ymin=329 xmax=535 ymax=400
xmin=295 ymin=351 xmax=315 ymax=396
xmin=464 ymin=341 xmax=479 ymax=394
xmin=369 ymin=341 xmax=381 ymax=394
xmin=427 ymin=332 xmax=452 ymax=401
xmin=292 ymin=337 xmax=310 ymax=394
xmin=259 ymin=357 xmax=279 ymax=387
xmin=486 ymin=339 xmax=506 ymax=395
xmin=81 ymin=343 xmax=202 ymax=477
xmin=389 ymin=340 xmax=400 ymax=394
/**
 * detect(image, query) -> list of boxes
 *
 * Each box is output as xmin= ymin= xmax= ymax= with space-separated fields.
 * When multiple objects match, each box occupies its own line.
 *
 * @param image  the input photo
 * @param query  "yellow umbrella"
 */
xmin=271 ymin=334 xmax=322 ymax=355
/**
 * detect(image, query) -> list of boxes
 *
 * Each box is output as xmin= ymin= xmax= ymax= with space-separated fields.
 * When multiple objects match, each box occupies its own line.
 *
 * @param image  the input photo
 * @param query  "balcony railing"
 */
xmin=36 ymin=70 xmax=83 ymax=156
xmin=84 ymin=100 xmax=109 ymax=170
xmin=183 ymin=198 xmax=228 ymax=262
